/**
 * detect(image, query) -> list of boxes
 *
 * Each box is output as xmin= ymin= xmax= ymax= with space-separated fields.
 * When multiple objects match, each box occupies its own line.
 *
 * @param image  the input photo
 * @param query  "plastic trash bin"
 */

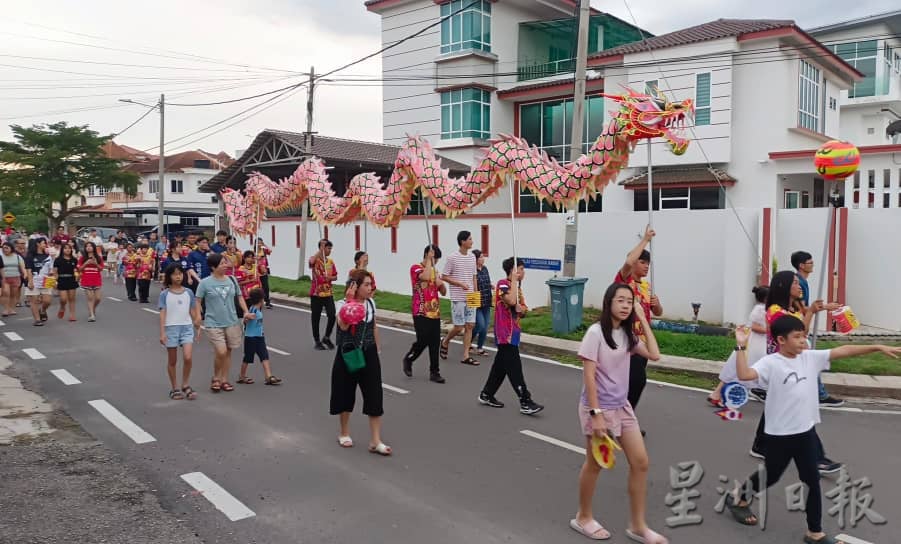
xmin=545 ymin=277 xmax=588 ymax=334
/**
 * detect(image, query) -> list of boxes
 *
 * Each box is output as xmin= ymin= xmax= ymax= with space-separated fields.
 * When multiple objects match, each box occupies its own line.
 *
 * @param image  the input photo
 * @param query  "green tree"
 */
xmin=0 ymin=122 xmax=139 ymax=229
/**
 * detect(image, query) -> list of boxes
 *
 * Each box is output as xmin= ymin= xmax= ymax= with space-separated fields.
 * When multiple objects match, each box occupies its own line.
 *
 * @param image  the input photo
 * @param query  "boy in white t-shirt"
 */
xmin=727 ymin=315 xmax=900 ymax=544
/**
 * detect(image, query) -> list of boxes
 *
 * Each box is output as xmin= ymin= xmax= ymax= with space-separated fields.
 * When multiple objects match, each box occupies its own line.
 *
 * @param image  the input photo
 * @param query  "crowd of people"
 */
xmin=6 ymin=222 xmax=896 ymax=544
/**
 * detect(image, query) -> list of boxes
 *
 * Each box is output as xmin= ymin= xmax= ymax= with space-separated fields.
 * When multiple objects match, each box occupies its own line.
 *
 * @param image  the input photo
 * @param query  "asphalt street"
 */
xmin=1 ymin=283 xmax=899 ymax=544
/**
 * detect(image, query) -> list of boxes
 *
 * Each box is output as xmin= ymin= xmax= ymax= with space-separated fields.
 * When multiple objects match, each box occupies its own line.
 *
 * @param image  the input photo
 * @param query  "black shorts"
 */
xmin=329 ymin=344 xmax=383 ymax=417
xmin=243 ymin=336 xmax=269 ymax=363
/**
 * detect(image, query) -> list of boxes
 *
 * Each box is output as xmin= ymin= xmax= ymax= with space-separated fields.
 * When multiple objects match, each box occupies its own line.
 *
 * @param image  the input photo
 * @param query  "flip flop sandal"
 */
xmin=33 ymin=321 xmax=44 ymax=327
xmin=724 ymin=495 xmax=758 ymax=526
xmin=236 ymin=376 xmax=255 ymax=384
xmin=625 ymin=528 xmax=668 ymax=544
xmin=265 ymin=376 xmax=282 ymax=385
xmin=804 ymin=536 xmax=845 ymax=544
xmin=439 ymin=342 xmax=449 ymax=360
xmin=57 ymin=310 xmax=65 ymax=319
xmin=477 ymin=349 xmax=488 ymax=356
xmin=68 ymin=317 xmax=77 ymax=322
xmin=220 ymin=382 xmax=235 ymax=392
xmin=368 ymin=442 xmax=392 ymax=456
xmin=569 ymin=519 xmax=611 ymax=540
xmin=182 ymin=386 xmax=198 ymax=400
xmin=169 ymin=389 xmax=185 ymax=400
xmin=338 ymin=435 xmax=353 ymax=448
xmin=460 ymin=357 xmax=480 ymax=366
xmin=40 ymin=311 xmax=48 ymax=321
xmin=706 ymin=397 xmax=723 ymax=408
xmin=210 ymin=380 xmax=222 ymax=393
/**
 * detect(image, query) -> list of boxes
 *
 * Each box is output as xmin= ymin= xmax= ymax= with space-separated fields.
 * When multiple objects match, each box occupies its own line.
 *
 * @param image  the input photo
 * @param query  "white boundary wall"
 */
xmin=252 ymin=207 xmax=899 ymax=331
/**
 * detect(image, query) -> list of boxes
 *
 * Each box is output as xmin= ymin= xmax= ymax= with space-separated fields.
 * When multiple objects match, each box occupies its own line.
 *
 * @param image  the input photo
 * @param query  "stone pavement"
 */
xmin=272 ymin=292 xmax=901 ymax=400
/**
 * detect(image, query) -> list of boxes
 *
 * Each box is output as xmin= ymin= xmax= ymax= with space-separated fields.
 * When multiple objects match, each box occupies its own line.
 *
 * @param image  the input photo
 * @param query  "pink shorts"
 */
xmin=579 ymin=403 xmax=640 ymax=438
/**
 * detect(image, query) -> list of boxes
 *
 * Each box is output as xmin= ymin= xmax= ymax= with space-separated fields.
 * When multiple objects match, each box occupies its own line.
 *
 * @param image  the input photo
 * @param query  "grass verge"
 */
xmin=269 ymin=276 xmax=901 ymax=376
xmin=550 ymin=353 xmax=718 ymax=390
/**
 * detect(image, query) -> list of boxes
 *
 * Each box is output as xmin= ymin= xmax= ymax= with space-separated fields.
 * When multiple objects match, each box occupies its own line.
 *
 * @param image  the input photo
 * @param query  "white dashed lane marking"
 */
xmin=87 ymin=399 xmax=156 ymax=444
xmin=22 ymin=348 xmax=45 ymax=360
xmin=4 ymin=331 xmax=23 ymax=341
xmin=107 ymin=297 xmax=123 ymax=302
xmin=142 ymin=308 xmax=160 ymax=315
xmin=50 ymin=369 xmax=81 ymax=385
xmin=382 ymin=383 xmax=410 ymax=395
xmin=267 ymin=347 xmax=290 ymax=356
xmin=180 ymin=472 xmax=256 ymax=522
xmin=520 ymin=430 xmax=585 ymax=455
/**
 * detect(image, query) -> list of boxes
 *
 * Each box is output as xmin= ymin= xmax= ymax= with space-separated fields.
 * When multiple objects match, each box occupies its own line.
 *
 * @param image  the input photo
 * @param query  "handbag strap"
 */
xmin=353 ymin=299 xmax=374 ymax=348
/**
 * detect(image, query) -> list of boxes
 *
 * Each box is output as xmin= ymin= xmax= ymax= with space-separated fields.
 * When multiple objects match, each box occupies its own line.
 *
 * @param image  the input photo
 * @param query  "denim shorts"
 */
xmin=165 ymin=324 xmax=195 ymax=348
xmin=451 ymin=300 xmax=477 ymax=326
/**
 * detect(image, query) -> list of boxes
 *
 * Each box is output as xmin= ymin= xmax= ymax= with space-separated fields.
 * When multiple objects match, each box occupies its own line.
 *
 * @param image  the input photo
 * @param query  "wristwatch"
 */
xmin=589 ymin=408 xmax=602 ymax=416
xmin=734 ymin=345 xmax=747 ymax=351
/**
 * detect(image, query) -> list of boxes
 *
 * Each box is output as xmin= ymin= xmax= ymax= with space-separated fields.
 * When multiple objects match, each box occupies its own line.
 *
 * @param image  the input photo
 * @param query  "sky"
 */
xmin=0 ymin=0 xmax=895 ymax=158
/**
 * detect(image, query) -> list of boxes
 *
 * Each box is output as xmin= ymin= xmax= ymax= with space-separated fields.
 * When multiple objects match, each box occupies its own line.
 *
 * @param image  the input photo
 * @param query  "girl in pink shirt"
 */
xmin=572 ymin=283 xmax=665 ymax=543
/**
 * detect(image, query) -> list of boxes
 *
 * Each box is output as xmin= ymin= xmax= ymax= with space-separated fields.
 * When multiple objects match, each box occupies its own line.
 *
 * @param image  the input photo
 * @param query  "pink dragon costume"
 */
xmin=222 ymin=87 xmax=693 ymax=236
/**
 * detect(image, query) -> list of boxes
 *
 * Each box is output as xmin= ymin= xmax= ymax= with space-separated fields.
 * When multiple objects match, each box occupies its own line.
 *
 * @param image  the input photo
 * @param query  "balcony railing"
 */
xmin=517 ymin=58 xmax=575 ymax=82
xmin=105 ymin=192 xmax=143 ymax=203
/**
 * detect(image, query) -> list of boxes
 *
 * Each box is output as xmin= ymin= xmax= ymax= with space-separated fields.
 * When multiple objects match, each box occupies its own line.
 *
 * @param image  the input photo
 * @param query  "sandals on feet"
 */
xmin=460 ymin=357 xmax=480 ymax=366
xmin=724 ymin=495 xmax=758 ymax=526
xmin=338 ymin=435 xmax=353 ymax=448
xmin=182 ymin=386 xmax=198 ymax=400
xmin=804 ymin=535 xmax=846 ymax=544
xmin=368 ymin=442 xmax=392 ymax=456
xmin=265 ymin=376 xmax=282 ymax=385
xmin=220 ymin=382 xmax=235 ymax=392
xmin=57 ymin=310 xmax=65 ymax=319
xmin=169 ymin=389 xmax=185 ymax=400
xmin=236 ymin=376 xmax=254 ymax=384
xmin=210 ymin=380 xmax=221 ymax=392
xmin=476 ymin=348 xmax=488 ymax=356
xmin=33 ymin=320 xmax=44 ymax=326
xmin=439 ymin=341 xmax=449 ymax=360
xmin=625 ymin=527 xmax=668 ymax=544
xmin=706 ymin=396 xmax=723 ymax=408
xmin=569 ymin=519 xmax=611 ymax=540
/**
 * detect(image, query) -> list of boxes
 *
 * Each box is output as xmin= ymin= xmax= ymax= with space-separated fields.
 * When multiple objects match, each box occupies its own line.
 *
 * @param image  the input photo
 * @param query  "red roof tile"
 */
xmin=589 ymin=19 xmax=795 ymax=59
xmin=620 ymin=166 xmax=736 ymax=189
xmin=123 ymin=150 xmax=233 ymax=174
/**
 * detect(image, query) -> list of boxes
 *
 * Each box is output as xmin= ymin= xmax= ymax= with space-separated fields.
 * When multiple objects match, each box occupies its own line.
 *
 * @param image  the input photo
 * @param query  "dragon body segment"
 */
xmin=222 ymin=88 xmax=693 ymax=236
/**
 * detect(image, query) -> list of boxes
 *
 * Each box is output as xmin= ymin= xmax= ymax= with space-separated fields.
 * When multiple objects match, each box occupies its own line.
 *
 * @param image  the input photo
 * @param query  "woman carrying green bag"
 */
xmin=329 ymin=269 xmax=391 ymax=456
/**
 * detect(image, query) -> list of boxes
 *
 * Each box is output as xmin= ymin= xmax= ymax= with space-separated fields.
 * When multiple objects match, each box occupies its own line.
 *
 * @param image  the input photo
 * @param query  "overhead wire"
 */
xmin=112 ymin=104 xmax=157 ymax=138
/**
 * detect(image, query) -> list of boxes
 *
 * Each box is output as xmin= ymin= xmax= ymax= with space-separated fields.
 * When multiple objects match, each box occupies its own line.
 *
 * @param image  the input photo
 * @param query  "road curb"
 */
xmin=270 ymin=293 xmax=901 ymax=401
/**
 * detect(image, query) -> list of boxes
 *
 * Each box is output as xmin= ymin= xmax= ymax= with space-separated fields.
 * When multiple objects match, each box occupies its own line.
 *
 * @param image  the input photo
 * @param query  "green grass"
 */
xmin=551 ymin=353 xmax=719 ymax=390
xmin=269 ymin=276 xmax=901 ymax=376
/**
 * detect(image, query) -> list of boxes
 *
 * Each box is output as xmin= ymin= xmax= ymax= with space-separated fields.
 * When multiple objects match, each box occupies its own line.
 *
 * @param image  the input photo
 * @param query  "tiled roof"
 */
xmin=497 ymin=74 xmax=603 ymax=98
xmin=589 ymin=18 xmax=795 ymax=59
xmin=620 ymin=166 xmax=736 ymax=188
xmin=103 ymin=141 xmax=156 ymax=162
xmin=124 ymin=150 xmax=233 ymax=174
xmin=200 ymin=130 xmax=472 ymax=194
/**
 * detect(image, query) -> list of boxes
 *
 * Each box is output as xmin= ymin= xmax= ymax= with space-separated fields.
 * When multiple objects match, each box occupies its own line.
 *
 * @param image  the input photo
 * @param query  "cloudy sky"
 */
xmin=0 ymin=0 xmax=895 ymax=157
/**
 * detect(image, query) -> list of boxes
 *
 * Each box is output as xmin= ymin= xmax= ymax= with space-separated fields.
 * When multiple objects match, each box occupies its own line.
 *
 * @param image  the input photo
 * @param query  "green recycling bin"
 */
xmin=546 ymin=277 xmax=588 ymax=334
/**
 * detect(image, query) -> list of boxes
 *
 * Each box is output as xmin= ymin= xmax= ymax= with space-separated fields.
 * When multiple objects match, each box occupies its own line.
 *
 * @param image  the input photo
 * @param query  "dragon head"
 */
xmin=605 ymin=86 xmax=693 ymax=155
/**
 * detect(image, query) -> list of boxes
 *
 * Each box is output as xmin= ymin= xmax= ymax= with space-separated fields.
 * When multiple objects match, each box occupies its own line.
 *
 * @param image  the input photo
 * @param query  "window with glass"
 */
xmin=798 ymin=60 xmax=821 ymax=132
xmin=694 ymin=73 xmax=711 ymax=126
xmin=441 ymin=87 xmax=490 ymax=139
xmin=148 ymin=179 xmax=159 ymax=194
xmin=180 ymin=217 xmax=199 ymax=226
xmin=440 ymin=0 xmax=491 ymax=54
xmin=633 ymin=187 xmax=723 ymax=211
xmin=170 ymin=179 xmax=183 ymax=193
xmin=831 ymin=40 xmax=877 ymax=97
xmin=518 ymin=94 xmax=606 ymax=213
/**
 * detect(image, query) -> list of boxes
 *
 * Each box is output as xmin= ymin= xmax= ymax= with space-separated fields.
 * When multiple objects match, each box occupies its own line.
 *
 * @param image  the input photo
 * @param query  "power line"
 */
xmin=113 ymin=104 xmax=157 ymax=138
xmin=165 ymin=80 xmax=307 ymax=107
xmin=0 ymin=52 xmax=286 ymax=74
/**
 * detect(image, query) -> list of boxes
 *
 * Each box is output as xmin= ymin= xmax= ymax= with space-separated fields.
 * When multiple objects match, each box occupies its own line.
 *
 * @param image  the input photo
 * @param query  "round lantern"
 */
xmin=814 ymin=140 xmax=860 ymax=181
xmin=339 ymin=300 xmax=366 ymax=326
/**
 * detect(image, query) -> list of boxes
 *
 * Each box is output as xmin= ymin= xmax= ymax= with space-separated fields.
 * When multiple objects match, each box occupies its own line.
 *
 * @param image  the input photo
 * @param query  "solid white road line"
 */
xmin=180 ymin=472 xmax=256 ymax=522
xmin=87 ymin=399 xmax=156 ymax=444
xmin=382 ymin=383 xmax=410 ymax=394
xmin=4 ymin=331 xmax=23 ymax=341
xmin=50 ymin=369 xmax=81 ymax=385
xmin=22 ymin=348 xmax=45 ymax=360
xmin=267 ymin=347 xmax=291 ymax=356
xmin=272 ymin=301 xmax=901 ymax=416
xmin=107 ymin=296 xmax=123 ymax=302
xmin=836 ymin=535 xmax=874 ymax=544
xmin=520 ymin=430 xmax=586 ymax=455
xmin=142 ymin=308 xmax=160 ymax=315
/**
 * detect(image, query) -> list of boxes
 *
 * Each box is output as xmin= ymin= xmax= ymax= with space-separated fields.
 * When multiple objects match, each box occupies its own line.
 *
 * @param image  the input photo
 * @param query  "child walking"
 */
xmin=158 ymin=264 xmax=201 ymax=400
xmin=571 ymin=282 xmax=666 ymax=543
xmin=238 ymin=288 xmax=282 ymax=386
xmin=707 ymin=285 xmax=768 ymax=406
xmin=727 ymin=316 xmax=900 ymax=543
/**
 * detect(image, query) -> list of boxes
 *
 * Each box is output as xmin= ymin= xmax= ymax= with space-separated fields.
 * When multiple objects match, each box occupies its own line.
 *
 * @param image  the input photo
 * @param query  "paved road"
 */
xmin=1 ymin=285 xmax=898 ymax=543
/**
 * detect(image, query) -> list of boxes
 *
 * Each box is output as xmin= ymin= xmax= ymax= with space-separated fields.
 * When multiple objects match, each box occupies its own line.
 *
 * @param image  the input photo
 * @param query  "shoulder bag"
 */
xmin=229 ymin=276 xmax=244 ymax=318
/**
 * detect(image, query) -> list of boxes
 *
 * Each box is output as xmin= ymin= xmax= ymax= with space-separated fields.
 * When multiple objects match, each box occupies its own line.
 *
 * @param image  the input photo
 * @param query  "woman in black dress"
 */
xmin=53 ymin=243 xmax=79 ymax=321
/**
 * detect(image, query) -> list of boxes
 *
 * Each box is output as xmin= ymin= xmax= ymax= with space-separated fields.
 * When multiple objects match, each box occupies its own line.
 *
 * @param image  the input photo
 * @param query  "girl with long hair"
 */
xmin=53 ymin=242 xmax=79 ymax=321
xmin=78 ymin=242 xmax=105 ymax=322
xmin=1 ymin=242 xmax=26 ymax=317
xmin=25 ymin=238 xmax=53 ymax=325
xmin=571 ymin=283 xmax=665 ymax=543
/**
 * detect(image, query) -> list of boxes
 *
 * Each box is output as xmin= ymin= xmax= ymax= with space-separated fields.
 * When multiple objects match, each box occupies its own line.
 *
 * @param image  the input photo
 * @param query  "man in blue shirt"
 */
xmin=210 ymin=230 xmax=228 ymax=254
xmin=187 ymin=237 xmax=211 ymax=291
xmin=791 ymin=250 xmax=843 ymax=407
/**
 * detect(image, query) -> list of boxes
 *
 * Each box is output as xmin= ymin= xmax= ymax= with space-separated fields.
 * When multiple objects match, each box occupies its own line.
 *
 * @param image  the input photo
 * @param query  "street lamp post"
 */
xmin=119 ymin=96 xmax=165 ymax=238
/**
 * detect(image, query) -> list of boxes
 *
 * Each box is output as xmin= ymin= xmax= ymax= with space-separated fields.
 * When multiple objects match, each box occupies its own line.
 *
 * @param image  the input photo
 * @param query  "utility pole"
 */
xmin=158 ymin=94 xmax=165 ymax=239
xmin=297 ymin=67 xmax=315 ymax=279
xmin=562 ymin=0 xmax=590 ymax=278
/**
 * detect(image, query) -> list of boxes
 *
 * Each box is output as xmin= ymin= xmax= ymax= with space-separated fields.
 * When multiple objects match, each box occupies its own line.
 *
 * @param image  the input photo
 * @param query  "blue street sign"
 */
xmin=521 ymin=258 xmax=562 ymax=271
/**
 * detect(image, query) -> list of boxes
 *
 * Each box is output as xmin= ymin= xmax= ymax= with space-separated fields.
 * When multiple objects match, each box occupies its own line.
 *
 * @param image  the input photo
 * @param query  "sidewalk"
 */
xmin=272 ymin=292 xmax=901 ymax=401
xmin=0 ymin=356 xmax=203 ymax=544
